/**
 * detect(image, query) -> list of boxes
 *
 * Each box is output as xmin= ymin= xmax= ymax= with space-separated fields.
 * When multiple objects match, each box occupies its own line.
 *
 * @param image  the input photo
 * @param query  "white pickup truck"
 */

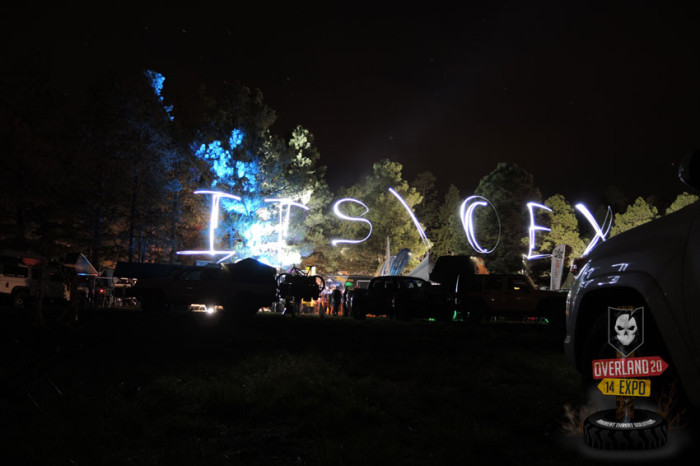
xmin=0 ymin=250 xmax=66 ymax=308
xmin=564 ymin=151 xmax=700 ymax=410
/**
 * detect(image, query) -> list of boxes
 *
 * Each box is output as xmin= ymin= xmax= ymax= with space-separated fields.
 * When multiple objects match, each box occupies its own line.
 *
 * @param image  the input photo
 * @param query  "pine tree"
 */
xmin=610 ymin=197 xmax=659 ymax=236
xmin=665 ymin=192 xmax=698 ymax=215
xmin=327 ymin=160 xmax=427 ymax=274
xmin=473 ymin=163 xmax=542 ymax=273
xmin=541 ymin=194 xmax=586 ymax=265
xmin=431 ymin=184 xmax=469 ymax=258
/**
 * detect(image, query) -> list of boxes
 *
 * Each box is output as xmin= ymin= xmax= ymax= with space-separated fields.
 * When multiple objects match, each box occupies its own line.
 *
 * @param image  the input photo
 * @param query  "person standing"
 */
xmin=331 ymin=287 xmax=342 ymax=316
xmin=342 ymin=285 xmax=351 ymax=317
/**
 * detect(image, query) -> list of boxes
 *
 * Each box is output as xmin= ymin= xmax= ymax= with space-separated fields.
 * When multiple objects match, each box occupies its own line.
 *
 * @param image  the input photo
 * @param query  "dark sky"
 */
xmin=6 ymin=2 xmax=700 ymax=205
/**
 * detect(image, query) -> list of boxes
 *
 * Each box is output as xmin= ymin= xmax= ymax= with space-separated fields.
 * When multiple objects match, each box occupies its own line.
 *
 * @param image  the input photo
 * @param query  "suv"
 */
xmin=457 ymin=273 xmax=567 ymax=327
xmin=564 ymin=151 xmax=700 ymax=409
xmin=351 ymin=275 xmax=451 ymax=321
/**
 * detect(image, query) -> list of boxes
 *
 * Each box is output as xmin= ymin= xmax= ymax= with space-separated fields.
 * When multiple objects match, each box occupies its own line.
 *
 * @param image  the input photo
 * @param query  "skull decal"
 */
xmin=608 ymin=307 xmax=644 ymax=356
xmin=614 ymin=313 xmax=638 ymax=346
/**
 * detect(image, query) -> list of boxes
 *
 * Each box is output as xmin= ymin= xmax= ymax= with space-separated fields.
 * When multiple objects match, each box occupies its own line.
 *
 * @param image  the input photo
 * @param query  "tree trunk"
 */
xmin=33 ymin=263 xmax=47 ymax=327
xmin=128 ymin=174 xmax=140 ymax=262
xmin=168 ymin=194 xmax=180 ymax=263
xmin=90 ymin=204 xmax=104 ymax=272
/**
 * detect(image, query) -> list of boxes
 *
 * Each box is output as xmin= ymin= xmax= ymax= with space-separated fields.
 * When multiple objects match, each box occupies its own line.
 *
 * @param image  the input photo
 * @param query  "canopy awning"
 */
xmin=63 ymin=253 xmax=98 ymax=276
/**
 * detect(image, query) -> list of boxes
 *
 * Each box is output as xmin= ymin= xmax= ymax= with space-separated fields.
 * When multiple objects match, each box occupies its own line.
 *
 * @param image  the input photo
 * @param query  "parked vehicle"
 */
xmin=564 ymin=150 xmax=700 ymax=408
xmin=336 ymin=275 xmax=373 ymax=316
xmin=456 ymin=273 xmax=567 ymax=327
xmin=0 ymin=250 xmax=67 ymax=309
xmin=275 ymin=268 xmax=326 ymax=316
xmin=351 ymin=275 xmax=452 ymax=321
xmin=120 ymin=258 xmax=278 ymax=318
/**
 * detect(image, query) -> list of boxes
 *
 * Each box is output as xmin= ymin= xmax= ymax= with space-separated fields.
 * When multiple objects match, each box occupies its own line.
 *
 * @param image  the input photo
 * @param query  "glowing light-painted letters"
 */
xmin=460 ymin=196 xmax=501 ymax=254
xmin=264 ymin=198 xmax=310 ymax=238
xmin=331 ymin=198 xmax=373 ymax=246
xmin=388 ymin=187 xmax=430 ymax=249
xmin=177 ymin=190 xmax=242 ymax=263
xmin=178 ymin=187 xmax=613 ymax=267
xmin=178 ymin=192 xmax=310 ymax=267
xmin=576 ymin=204 xmax=613 ymax=256
xmin=264 ymin=198 xmax=310 ymax=265
xmin=526 ymin=202 xmax=553 ymax=260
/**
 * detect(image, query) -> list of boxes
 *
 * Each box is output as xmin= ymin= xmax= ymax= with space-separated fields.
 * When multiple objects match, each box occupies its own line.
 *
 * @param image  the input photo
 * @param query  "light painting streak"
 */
xmin=460 ymin=196 xmax=501 ymax=254
xmin=388 ymin=187 xmax=430 ymax=249
xmin=264 ymin=198 xmax=310 ymax=266
xmin=576 ymin=204 xmax=613 ymax=256
xmin=331 ymin=198 xmax=373 ymax=246
xmin=177 ymin=190 xmax=242 ymax=261
xmin=526 ymin=202 xmax=552 ymax=260
xmin=264 ymin=198 xmax=310 ymax=238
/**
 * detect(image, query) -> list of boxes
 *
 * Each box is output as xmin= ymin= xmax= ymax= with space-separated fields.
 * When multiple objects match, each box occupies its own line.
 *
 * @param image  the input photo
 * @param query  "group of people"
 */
xmin=316 ymin=285 xmax=350 ymax=317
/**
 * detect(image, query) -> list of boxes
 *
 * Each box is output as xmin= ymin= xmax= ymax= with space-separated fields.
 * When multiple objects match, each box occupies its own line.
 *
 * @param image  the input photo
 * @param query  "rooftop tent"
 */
xmin=63 ymin=253 xmax=99 ymax=277
xmin=0 ymin=249 xmax=47 ymax=267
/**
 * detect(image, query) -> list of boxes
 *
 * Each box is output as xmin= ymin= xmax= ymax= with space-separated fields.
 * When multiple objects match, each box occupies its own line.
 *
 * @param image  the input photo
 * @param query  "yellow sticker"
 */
xmin=597 ymin=378 xmax=651 ymax=397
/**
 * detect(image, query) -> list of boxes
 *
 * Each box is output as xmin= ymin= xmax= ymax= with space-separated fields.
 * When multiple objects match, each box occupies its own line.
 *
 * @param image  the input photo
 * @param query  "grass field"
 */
xmin=1 ymin=307 xmax=697 ymax=465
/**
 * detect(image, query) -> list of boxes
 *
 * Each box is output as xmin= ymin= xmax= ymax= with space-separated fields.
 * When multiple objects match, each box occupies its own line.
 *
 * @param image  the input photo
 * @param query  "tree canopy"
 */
xmin=473 ymin=163 xmax=542 ymax=273
xmin=1 ymin=55 xmax=695 ymax=276
xmin=665 ymin=192 xmax=699 ymax=215
xmin=610 ymin=197 xmax=660 ymax=237
xmin=318 ymin=160 xmax=428 ymax=274
xmin=541 ymin=194 xmax=586 ymax=266
xmin=430 ymin=184 xmax=470 ymax=258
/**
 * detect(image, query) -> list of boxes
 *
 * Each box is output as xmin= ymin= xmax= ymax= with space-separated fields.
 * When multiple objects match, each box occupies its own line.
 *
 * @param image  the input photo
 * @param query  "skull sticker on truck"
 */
xmin=608 ymin=307 xmax=644 ymax=357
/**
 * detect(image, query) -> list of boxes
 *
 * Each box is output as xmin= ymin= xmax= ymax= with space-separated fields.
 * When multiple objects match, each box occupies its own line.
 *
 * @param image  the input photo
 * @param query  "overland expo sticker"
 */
xmin=594 ymin=418 xmax=657 ymax=429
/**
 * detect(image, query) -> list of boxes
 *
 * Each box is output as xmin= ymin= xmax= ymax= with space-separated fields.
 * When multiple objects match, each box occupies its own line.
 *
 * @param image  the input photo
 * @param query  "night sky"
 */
xmin=6 ymin=2 xmax=700 ymax=205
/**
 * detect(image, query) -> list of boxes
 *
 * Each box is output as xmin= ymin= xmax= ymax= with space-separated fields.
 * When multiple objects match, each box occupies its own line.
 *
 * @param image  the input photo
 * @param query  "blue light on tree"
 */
xmin=145 ymin=70 xmax=173 ymax=121
xmin=188 ymin=128 xmax=308 ymax=267
xmin=192 ymin=129 xmax=252 ymax=188
xmin=143 ymin=70 xmax=316 ymax=268
xmin=230 ymin=129 xmax=244 ymax=150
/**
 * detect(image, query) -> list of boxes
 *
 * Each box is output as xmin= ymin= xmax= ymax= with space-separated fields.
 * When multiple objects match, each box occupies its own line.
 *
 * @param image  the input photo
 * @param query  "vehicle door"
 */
xmin=198 ymin=267 xmax=228 ymax=303
xmin=397 ymin=278 xmax=414 ymax=303
xmin=382 ymin=278 xmax=398 ymax=309
xmin=175 ymin=268 xmax=203 ymax=304
xmin=410 ymin=278 xmax=429 ymax=303
xmin=412 ymin=277 xmax=435 ymax=311
xmin=482 ymin=275 xmax=504 ymax=310
xmin=504 ymin=275 xmax=536 ymax=312
xmin=1 ymin=263 xmax=33 ymax=295
xmin=367 ymin=277 xmax=388 ymax=310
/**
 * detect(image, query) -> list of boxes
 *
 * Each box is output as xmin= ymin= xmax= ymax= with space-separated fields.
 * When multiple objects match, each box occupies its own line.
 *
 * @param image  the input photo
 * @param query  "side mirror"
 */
xmin=678 ymin=150 xmax=700 ymax=192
